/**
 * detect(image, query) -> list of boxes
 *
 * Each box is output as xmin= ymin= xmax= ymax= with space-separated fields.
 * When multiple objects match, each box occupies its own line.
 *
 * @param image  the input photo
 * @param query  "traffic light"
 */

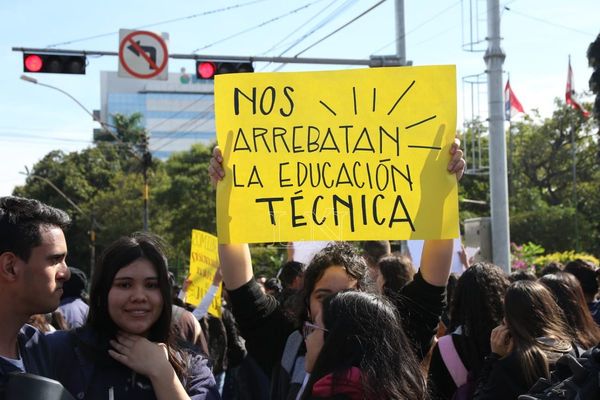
xmin=23 ymin=53 xmax=86 ymax=74
xmin=195 ymin=61 xmax=253 ymax=79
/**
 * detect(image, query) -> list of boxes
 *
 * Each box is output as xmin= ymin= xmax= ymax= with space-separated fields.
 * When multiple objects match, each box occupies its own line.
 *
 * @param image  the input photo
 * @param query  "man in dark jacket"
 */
xmin=0 ymin=196 xmax=71 ymax=394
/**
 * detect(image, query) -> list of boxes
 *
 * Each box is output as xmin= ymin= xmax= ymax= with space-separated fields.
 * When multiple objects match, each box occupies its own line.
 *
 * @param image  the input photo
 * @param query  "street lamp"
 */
xmin=20 ymin=74 xmax=151 ymax=231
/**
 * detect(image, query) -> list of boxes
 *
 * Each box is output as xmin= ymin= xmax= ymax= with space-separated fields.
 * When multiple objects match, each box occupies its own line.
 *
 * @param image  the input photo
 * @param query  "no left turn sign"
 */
xmin=118 ymin=29 xmax=169 ymax=80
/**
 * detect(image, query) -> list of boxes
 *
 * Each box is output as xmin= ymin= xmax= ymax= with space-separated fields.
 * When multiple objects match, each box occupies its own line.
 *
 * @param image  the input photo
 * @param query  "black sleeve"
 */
xmin=396 ymin=270 xmax=446 ymax=359
xmin=226 ymin=278 xmax=297 ymax=378
xmin=427 ymin=342 xmax=457 ymax=400
xmin=222 ymin=308 xmax=247 ymax=368
xmin=473 ymin=353 xmax=529 ymax=400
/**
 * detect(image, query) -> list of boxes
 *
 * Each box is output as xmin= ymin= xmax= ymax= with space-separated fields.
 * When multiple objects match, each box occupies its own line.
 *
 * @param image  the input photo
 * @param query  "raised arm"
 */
xmin=420 ymin=138 xmax=465 ymax=287
xmin=209 ymin=145 xmax=254 ymax=290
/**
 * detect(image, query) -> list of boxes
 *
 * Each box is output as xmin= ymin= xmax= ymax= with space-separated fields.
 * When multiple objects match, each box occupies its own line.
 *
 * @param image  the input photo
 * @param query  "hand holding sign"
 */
xmin=209 ymin=142 xmax=464 ymax=187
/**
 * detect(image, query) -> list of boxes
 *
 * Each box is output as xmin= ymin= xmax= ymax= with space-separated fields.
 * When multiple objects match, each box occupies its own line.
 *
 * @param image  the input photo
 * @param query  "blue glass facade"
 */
xmin=100 ymin=71 xmax=216 ymax=159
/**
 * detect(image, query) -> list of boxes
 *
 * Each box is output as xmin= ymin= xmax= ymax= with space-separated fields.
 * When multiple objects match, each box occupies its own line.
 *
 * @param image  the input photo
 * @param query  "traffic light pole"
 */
xmin=484 ymin=0 xmax=511 ymax=273
xmin=12 ymin=47 xmax=405 ymax=67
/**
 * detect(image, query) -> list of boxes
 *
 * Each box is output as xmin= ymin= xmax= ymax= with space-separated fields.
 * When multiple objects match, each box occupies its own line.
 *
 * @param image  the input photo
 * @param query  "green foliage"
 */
xmin=459 ymin=101 xmax=600 ymax=257
xmin=249 ymin=244 xmax=286 ymax=278
xmin=511 ymin=242 xmax=545 ymax=270
xmin=535 ymin=251 xmax=599 ymax=268
xmin=153 ymin=142 xmax=216 ymax=270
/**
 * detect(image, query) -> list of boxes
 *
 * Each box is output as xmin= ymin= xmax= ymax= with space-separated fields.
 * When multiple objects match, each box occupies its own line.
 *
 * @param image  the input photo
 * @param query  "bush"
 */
xmin=511 ymin=242 xmax=545 ymax=271
xmin=510 ymin=206 xmax=594 ymax=254
xmin=535 ymin=251 xmax=599 ymax=270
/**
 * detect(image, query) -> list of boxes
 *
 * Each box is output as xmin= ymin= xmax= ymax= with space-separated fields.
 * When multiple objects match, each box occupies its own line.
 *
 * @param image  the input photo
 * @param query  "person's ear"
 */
xmin=0 ymin=252 xmax=20 ymax=281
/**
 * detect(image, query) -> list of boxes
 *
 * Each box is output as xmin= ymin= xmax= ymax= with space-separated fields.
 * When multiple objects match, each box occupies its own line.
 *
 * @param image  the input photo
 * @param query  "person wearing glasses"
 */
xmin=208 ymin=141 xmax=465 ymax=400
xmin=301 ymin=290 xmax=426 ymax=399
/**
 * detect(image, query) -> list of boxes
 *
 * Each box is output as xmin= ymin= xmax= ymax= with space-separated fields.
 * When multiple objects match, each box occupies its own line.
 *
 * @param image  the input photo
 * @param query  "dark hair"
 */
xmin=378 ymin=252 xmax=414 ymax=294
xmin=508 ymin=269 xmax=537 ymax=283
xmin=504 ymin=280 xmax=572 ymax=387
xmin=0 ymin=196 xmax=70 ymax=261
xmin=278 ymin=261 xmax=305 ymax=288
xmin=564 ymin=259 xmax=598 ymax=297
xmin=361 ymin=240 xmax=391 ymax=267
xmin=87 ymin=232 xmax=172 ymax=342
xmin=539 ymin=272 xmax=600 ymax=349
xmin=301 ymin=291 xmax=426 ymax=399
xmin=449 ymin=262 xmax=509 ymax=373
xmin=61 ymin=267 xmax=87 ymax=299
xmin=86 ymin=233 xmax=190 ymax=378
xmin=298 ymin=242 xmax=368 ymax=323
xmin=538 ymin=262 xmax=563 ymax=277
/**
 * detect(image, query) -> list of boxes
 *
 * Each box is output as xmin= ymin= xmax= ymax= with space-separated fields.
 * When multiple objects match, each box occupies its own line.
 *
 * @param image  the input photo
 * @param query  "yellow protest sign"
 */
xmin=185 ymin=229 xmax=221 ymax=318
xmin=215 ymin=65 xmax=458 ymax=244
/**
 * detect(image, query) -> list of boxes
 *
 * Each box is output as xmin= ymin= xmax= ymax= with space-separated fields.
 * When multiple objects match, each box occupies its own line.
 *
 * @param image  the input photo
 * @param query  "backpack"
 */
xmin=438 ymin=335 xmax=476 ymax=400
xmin=518 ymin=346 xmax=600 ymax=400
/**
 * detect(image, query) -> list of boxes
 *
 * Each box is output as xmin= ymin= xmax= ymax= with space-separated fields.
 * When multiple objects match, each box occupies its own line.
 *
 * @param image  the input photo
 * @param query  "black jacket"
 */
xmin=227 ymin=271 xmax=446 ymax=400
xmin=0 ymin=325 xmax=54 ymax=399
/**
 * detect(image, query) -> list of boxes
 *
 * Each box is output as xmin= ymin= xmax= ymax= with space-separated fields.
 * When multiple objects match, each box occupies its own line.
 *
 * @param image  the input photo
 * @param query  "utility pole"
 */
xmin=484 ymin=0 xmax=511 ymax=272
xmin=395 ymin=0 xmax=407 ymax=65
xmin=89 ymin=209 xmax=96 ymax=279
xmin=141 ymin=132 xmax=151 ymax=232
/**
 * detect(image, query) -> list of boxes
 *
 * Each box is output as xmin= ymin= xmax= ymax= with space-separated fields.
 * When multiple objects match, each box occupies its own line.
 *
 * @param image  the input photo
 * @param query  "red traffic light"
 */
xmin=22 ymin=53 xmax=86 ymax=74
xmin=195 ymin=61 xmax=254 ymax=79
xmin=24 ymin=54 xmax=43 ymax=72
xmin=197 ymin=62 xmax=216 ymax=79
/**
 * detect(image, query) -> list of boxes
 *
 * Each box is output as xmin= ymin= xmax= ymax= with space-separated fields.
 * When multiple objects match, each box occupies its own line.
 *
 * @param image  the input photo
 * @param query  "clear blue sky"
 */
xmin=1 ymin=0 xmax=598 ymax=195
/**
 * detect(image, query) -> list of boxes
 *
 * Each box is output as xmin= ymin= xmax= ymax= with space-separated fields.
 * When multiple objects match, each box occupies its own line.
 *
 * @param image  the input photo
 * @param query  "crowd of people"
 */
xmin=1 ymin=140 xmax=600 ymax=400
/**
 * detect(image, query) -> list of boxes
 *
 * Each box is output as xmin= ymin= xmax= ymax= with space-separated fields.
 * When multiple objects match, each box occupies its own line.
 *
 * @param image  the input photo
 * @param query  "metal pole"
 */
xmin=571 ymin=128 xmax=579 ymax=251
xmin=90 ymin=210 xmax=96 ymax=280
xmin=395 ymin=0 xmax=407 ymax=65
xmin=143 ymin=167 xmax=149 ymax=232
xmin=142 ymin=133 xmax=151 ymax=232
xmin=13 ymin=47 xmax=401 ymax=67
xmin=484 ymin=0 xmax=510 ymax=272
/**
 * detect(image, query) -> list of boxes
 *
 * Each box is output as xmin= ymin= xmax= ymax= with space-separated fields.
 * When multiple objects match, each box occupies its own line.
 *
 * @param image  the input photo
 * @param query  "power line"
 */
xmin=0 ymin=131 xmax=91 ymax=144
xmin=151 ymin=114 xmax=214 ymax=152
xmin=504 ymin=7 xmax=594 ymax=36
xmin=293 ymin=0 xmax=388 ymax=57
xmin=192 ymin=0 xmax=325 ymax=53
xmin=372 ymin=0 xmax=461 ymax=54
xmin=261 ymin=0 xmax=355 ymax=57
xmin=45 ymin=0 xmax=271 ymax=48
xmin=151 ymin=117 xmax=215 ymax=152
xmin=258 ymin=0 xmax=355 ymax=71
xmin=150 ymin=101 xmax=216 ymax=151
xmin=146 ymin=95 xmax=211 ymax=131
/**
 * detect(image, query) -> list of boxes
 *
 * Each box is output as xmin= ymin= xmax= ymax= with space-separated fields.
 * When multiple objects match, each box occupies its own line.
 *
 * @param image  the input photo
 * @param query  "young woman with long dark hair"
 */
xmin=428 ymin=262 xmax=509 ymax=399
xmin=301 ymin=291 xmax=427 ymax=400
xmin=47 ymin=233 xmax=220 ymax=400
xmin=474 ymin=280 xmax=573 ymax=399
xmin=539 ymin=272 xmax=600 ymax=351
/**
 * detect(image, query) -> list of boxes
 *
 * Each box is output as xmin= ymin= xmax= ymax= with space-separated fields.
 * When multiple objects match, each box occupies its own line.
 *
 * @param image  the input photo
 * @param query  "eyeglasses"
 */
xmin=303 ymin=321 xmax=328 ymax=339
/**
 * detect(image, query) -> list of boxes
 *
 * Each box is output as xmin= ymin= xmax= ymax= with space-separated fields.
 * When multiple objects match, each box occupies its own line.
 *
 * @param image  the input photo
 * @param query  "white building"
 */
xmin=98 ymin=69 xmax=216 ymax=159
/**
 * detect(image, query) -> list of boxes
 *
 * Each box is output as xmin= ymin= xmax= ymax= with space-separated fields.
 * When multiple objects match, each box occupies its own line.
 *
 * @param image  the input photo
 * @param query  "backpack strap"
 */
xmin=438 ymin=335 xmax=468 ymax=388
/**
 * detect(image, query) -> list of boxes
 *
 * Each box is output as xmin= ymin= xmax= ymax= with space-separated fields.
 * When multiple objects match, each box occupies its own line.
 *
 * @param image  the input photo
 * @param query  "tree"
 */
xmin=153 ymin=142 xmax=216 ymax=278
xmin=459 ymin=101 xmax=600 ymax=256
xmin=14 ymin=144 xmax=126 ymax=273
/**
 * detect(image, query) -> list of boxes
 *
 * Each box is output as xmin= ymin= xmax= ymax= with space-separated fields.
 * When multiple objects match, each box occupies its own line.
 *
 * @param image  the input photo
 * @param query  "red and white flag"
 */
xmin=566 ymin=59 xmax=590 ymax=118
xmin=504 ymin=79 xmax=524 ymax=120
